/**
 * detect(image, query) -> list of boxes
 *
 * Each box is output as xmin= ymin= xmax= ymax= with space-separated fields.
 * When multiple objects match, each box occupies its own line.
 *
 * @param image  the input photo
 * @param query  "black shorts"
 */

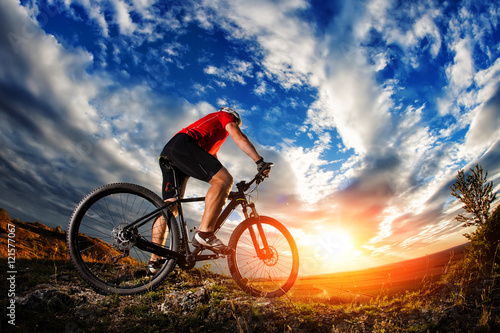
xmin=160 ymin=133 xmax=222 ymax=200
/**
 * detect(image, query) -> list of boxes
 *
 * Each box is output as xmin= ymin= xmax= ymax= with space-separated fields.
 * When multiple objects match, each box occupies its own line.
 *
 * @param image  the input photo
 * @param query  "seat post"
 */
xmin=160 ymin=157 xmax=181 ymax=199
xmin=170 ymin=167 xmax=180 ymax=200
xmin=160 ymin=157 xmax=183 ymax=213
xmin=167 ymin=162 xmax=186 ymax=219
xmin=160 ymin=156 xmax=190 ymax=254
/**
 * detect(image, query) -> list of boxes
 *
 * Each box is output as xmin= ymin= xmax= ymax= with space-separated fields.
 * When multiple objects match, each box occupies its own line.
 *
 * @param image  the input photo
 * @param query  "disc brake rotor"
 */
xmin=262 ymin=246 xmax=278 ymax=266
xmin=112 ymin=224 xmax=136 ymax=251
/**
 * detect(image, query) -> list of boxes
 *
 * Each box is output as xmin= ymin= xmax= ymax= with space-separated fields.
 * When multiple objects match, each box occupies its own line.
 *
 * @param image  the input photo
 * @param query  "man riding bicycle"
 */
xmin=149 ymin=106 xmax=271 ymax=271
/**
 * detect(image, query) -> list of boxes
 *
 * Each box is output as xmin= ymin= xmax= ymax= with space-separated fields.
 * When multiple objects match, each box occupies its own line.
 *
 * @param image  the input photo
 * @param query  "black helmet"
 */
xmin=220 ymin=106 xmax=242 ymax=126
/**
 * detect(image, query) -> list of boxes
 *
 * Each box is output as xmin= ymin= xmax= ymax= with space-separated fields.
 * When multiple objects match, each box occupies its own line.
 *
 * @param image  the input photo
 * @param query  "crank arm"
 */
xmin=134 ymin=238 xmax=183 ymax=261
xmin=177 ymin=253 xmax=222 ymax=266
xmin=195 ymin=253 xmax=223 ymax=260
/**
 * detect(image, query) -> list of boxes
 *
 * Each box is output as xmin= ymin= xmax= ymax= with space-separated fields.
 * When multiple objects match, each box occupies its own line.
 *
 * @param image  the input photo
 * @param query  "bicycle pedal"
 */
xmin=222 ymin=246 xmax=234 ymax=255
xmin=193 ymin=245 xmax=204 ymax=252
xmin=202 ymin=246 xmax=227 ymax=255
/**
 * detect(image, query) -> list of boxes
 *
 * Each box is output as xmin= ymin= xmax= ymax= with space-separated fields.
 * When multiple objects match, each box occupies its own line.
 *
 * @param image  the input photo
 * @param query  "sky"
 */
xmin=1 ymin=0 xmax=500 ymax=275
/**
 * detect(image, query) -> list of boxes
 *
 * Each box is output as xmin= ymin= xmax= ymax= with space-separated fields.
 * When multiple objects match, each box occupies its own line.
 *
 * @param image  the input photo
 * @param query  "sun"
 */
xmin=315 ymin=228 xmax=354 ymax=256
xmin=295 ymin=226 xmax=364 ymax=274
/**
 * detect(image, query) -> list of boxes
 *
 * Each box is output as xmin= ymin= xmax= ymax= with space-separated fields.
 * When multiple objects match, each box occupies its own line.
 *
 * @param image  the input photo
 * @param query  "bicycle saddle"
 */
xmin=159 ymin=156 xmax=175 ymax=169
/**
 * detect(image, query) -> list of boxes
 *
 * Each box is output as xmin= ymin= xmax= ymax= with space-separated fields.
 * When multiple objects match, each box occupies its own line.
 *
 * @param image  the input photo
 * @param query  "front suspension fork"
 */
xmin=243 ymin=203 xmax=272 ymax=260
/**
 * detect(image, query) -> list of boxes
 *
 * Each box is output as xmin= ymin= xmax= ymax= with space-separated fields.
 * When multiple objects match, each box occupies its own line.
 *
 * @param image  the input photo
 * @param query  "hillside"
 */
xmin=1 ymin=209 xmax=499 ymax=332
xmin=293 ymin=244 xmax=467 ymax=303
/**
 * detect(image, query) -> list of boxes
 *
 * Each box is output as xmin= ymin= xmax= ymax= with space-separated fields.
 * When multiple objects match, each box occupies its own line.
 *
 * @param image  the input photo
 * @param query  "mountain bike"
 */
xmin=66 ymin=159 xmax=299 ymax=298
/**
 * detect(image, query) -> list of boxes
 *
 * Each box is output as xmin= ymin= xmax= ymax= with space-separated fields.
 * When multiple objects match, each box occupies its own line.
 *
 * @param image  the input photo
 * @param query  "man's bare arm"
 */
xmin=225 ymin=122 xmax=261 ymax=162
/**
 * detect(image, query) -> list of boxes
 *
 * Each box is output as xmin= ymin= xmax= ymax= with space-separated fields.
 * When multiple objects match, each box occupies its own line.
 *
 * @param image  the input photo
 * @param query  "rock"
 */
xmin=18 ymin=288 xmax=74 ymax=313
xmin=159 ymin=287 xmax=209 ymax=315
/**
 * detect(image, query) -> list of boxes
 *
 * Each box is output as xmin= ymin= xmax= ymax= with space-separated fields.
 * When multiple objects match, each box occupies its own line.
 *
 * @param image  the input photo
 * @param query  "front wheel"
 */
xmin=228 ymin=216 xmax=299 ymax=298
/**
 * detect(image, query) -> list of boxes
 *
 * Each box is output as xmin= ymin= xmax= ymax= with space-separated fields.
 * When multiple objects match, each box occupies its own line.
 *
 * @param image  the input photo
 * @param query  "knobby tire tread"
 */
xmin=67 ymin=183 xmax=180 ymax=295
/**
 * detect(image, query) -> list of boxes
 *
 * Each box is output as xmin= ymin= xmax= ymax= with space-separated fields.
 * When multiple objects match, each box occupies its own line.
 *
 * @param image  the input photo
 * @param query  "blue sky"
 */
xmin=1 ymin=0 xmax=499 ymax=275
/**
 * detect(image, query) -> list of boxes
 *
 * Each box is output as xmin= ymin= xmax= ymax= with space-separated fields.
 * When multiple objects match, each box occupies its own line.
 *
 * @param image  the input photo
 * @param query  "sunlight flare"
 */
xmin=314 ymin=227 xmax=355 ymax=257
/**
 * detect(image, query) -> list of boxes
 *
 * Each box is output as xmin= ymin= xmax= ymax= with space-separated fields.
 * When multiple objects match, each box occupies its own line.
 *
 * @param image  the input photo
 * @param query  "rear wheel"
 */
xmin=228 ymin=216 xmax=299 ymax=298
xmin=67 ymin=183 xmax=180 ymax=295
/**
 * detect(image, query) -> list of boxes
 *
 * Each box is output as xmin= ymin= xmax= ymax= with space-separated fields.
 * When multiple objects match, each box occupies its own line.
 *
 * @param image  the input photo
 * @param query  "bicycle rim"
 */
xmin=67 ymin=183 xmax=179 ymax=295
xmin=228 ymin=217 xmax=299 ymax=298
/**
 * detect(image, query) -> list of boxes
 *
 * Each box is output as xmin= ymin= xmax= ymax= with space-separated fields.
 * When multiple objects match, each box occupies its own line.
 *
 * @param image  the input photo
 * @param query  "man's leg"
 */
xmin=199 ymin=166 xmax=233 ymax=232
xmin=150 ymin=198 xmax=176 ymax=262
xmin=150 ymin=177 xmax=188 ymax=263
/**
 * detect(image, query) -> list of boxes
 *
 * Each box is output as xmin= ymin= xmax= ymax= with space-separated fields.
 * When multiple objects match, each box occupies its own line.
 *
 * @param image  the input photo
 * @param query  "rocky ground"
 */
xmin=1 ymin=258 xmax=499 ymax=333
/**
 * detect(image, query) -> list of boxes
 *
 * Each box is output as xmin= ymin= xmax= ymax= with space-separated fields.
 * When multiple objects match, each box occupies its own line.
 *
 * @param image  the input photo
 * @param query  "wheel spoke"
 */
xmin=229 ymin=217 xmax=299 ymax=297
xmin=67 ymin=184 xmax=179 ymax=295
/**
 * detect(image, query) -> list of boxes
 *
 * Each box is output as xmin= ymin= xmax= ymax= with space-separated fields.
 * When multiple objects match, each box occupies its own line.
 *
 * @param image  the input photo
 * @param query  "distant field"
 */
xmin=290 ymin=244 xmax=467 ymax=303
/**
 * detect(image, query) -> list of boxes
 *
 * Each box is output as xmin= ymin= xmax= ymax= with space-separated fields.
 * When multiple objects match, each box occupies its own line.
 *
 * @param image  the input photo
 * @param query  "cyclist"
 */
xmin=149 ymin=106 xmax=271 ymax=272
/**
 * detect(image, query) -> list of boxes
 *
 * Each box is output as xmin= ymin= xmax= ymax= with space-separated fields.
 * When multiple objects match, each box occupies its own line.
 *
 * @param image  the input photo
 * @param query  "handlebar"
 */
xmin=235 ymin=162 xmax=273 ymax=193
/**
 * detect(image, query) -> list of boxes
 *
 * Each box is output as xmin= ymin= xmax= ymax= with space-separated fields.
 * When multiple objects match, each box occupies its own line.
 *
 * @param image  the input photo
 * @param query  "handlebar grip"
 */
xmin=255 ymin=162 xmax=272 ymax=184
xmin=257 ymin=162 xmax=273 ymax=174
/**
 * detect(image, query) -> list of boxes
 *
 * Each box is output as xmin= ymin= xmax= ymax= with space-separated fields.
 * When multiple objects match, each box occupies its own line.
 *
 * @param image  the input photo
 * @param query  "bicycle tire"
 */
xmin=228 ymin=216 xmax=299 ymax=298
xmin=67 ymin=183 xmax=180 ymax=295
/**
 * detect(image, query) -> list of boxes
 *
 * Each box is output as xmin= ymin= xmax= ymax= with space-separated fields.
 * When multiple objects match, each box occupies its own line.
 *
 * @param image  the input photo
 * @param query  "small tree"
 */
xmin=450 ymin=164 xmax=496 ymax=229
xmin=450 ymin=164 xmax=499 ymax=276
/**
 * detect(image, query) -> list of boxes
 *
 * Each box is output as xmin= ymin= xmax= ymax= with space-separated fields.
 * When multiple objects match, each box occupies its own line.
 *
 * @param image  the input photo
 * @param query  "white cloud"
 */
xmin=475 ymin=57 xmax=500 ymax=97
xmin=204 ymin=59 xmax=253 ymax=85
xmin=414 ymin=14 xmax=442 ymax=57
xmin=372 ymin=52 xmax=390 ymax=71
xmin=198 ymin=0 xmax=315 ymax=89
xmin=281 ymin=133 xmax=335 ymax=204
xmin=313 ymin=67 xmax=394 ymax=154
xmin=62 ymin=0 xmax=110 ymax=37
xmin=358 ymin=0 xmax=442 ymax=66
xmin=56 ymin=0 xmax=186 ymax=41
xmin=464 ymin=86 xmax=500 ymax=153
xmin=111 ymin=0 xmax=136 ymax=35
xmin=253 ymin=79 xmax=267 ymax=95
xmin=446 ymin=38 xmax=474 ymax=92
xmin=1 ymin=1 xmax=100 ymax=137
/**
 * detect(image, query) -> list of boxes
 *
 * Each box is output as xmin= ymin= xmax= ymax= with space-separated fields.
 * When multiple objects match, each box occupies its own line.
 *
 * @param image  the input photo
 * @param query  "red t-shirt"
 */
xmin=178 ymin=111 xmax=236 ymax=156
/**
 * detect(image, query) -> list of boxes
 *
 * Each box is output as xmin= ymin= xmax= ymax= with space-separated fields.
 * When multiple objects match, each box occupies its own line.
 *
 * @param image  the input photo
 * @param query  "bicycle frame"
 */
xmin=124 ymin=163 xmax=268 ymax=266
